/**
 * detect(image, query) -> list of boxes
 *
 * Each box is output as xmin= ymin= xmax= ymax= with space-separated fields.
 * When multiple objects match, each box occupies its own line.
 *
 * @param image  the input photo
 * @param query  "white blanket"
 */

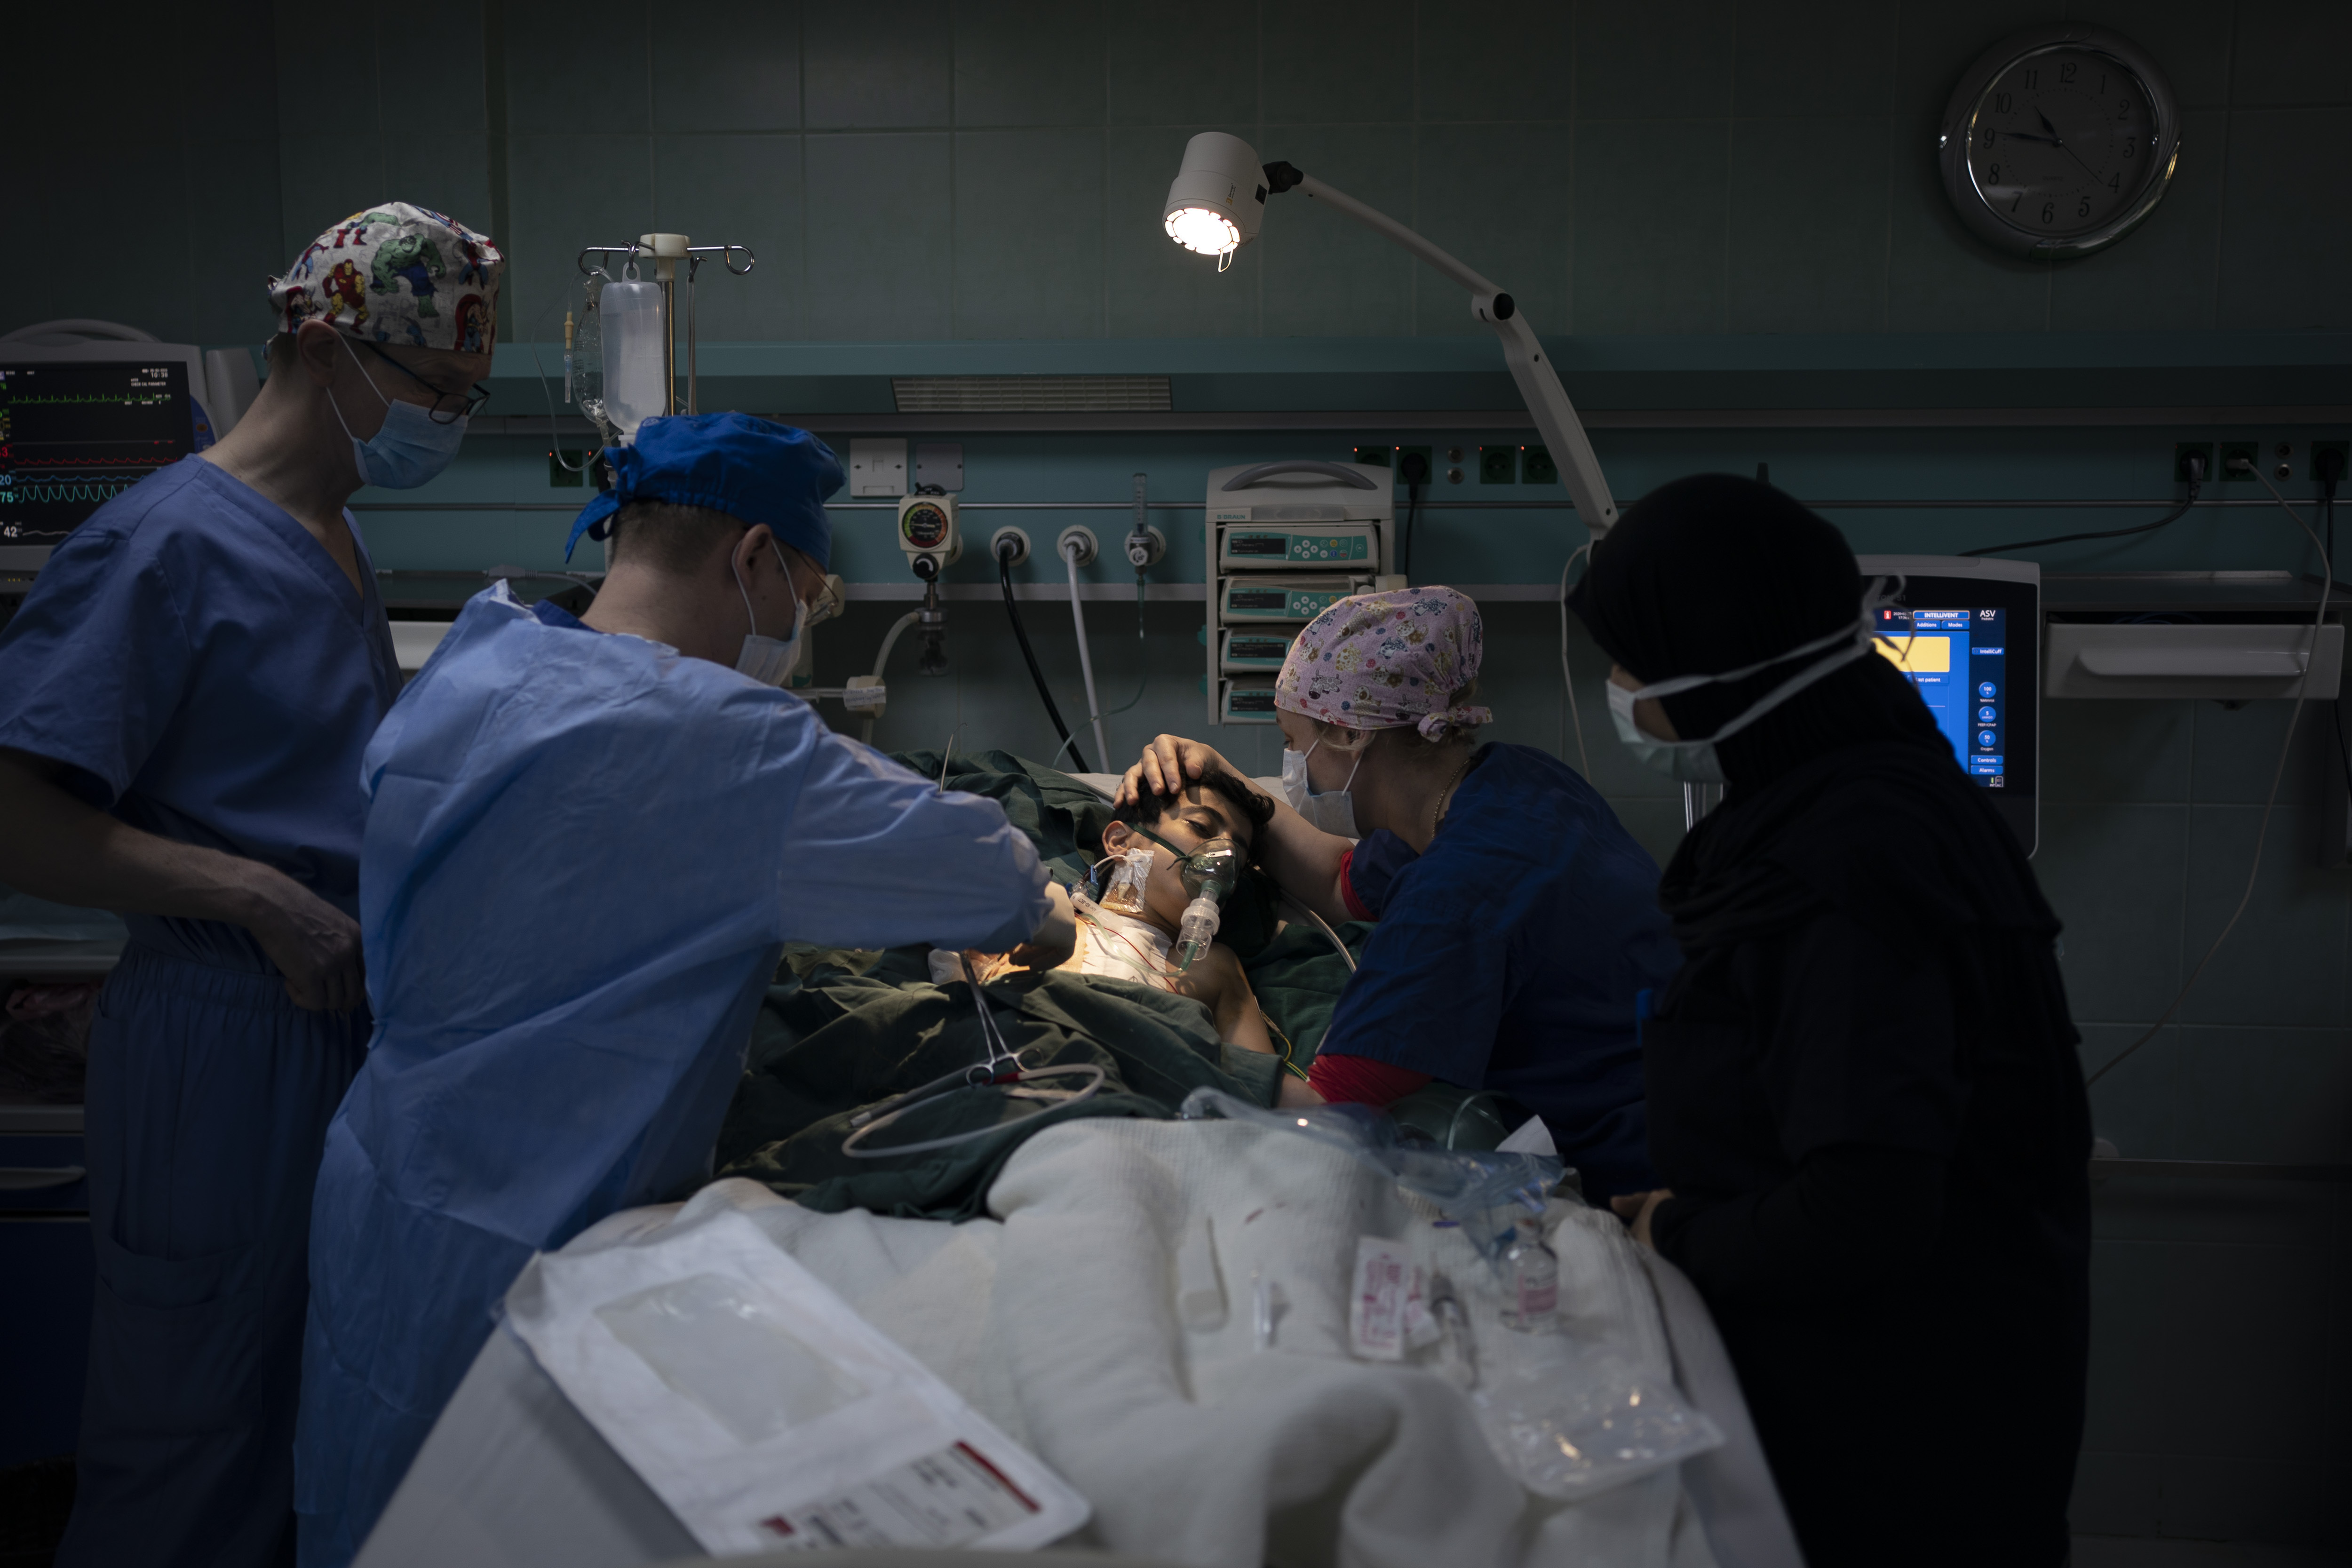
xmin=360 ymin=1115 xmax=1800 ymax=1567
xmin=544 ymin=1118 xmax=1728 ymax=1568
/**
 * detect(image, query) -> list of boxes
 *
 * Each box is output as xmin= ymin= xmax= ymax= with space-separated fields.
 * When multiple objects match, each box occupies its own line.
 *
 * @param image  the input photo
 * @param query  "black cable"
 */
xmin=1960 ymin=479 xmax=2200 ymax=557
xmin=999 ymin=544 xmax=1088 ymax=774
xmin=1398 ymin=451 xmax=1430 ymax=579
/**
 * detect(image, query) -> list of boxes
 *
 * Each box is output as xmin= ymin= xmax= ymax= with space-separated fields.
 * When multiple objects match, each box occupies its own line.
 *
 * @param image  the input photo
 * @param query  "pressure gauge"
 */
xmin=1938 ymin=24 xmax=2180 ymax=261
xmin=897 ymin=493 xmax=961 ymax=570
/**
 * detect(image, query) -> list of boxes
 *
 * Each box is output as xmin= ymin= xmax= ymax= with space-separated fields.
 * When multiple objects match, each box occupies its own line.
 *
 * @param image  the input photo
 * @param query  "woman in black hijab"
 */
xmin=1569 ymin=475 xmax=2091 ymax=1568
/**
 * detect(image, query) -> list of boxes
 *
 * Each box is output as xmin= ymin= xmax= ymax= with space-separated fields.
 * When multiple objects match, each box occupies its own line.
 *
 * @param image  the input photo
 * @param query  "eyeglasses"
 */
xmin=360 ymin=339 xmax=492 ymax=425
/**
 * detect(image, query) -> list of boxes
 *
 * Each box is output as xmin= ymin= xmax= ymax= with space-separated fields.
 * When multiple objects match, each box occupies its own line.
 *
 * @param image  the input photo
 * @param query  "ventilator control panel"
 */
xmin=1874 ymin=605 xmax=2011 ymax=788
xmin=1857 ymin=555 xmax=2041 ymax=855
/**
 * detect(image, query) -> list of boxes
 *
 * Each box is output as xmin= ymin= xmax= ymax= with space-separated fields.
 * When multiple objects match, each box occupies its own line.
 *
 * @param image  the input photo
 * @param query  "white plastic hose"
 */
xmin=1065 ymin=541 xmax=1110 ymax=767
xmin=859 ymin=611 xmax=922 ymax=744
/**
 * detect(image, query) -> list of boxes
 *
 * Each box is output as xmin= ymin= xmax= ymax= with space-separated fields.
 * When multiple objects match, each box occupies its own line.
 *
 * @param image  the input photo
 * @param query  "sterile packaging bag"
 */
xmin=503 ymin=1206 xmax=1090 ymax=1556
xmin=1471 ymin=1327 xmax=1724 ymax=1499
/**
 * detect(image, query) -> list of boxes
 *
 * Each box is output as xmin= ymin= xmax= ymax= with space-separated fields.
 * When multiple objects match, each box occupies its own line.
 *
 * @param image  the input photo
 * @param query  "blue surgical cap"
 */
xmin=564 ymin=413 xmax=843 ymax=568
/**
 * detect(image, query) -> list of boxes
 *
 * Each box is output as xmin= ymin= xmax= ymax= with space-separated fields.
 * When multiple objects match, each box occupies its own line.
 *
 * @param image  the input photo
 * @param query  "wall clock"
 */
xmin=1939 ymin=24 xmax=2181 ymax=260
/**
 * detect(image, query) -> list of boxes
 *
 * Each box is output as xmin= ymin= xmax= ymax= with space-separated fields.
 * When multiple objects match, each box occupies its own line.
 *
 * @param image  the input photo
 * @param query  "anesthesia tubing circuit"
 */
xmin=839 ymin=954 xmax=1106 ymax=1159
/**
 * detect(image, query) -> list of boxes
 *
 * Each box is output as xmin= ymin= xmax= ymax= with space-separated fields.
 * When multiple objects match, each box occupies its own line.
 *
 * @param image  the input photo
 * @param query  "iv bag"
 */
xmin=601 ymin=277 xmax=667 ymax=436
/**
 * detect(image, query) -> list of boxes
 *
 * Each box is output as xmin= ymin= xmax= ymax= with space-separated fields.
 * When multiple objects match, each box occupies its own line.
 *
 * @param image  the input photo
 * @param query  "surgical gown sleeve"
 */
xmin=771 ymin=724 xmax=1050 ymax=953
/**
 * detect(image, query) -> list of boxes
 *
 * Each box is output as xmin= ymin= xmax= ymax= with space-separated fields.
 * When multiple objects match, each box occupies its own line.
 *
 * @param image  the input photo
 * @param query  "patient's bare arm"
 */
xmin=1171 ymin=943 xmax=1274 ymax=1056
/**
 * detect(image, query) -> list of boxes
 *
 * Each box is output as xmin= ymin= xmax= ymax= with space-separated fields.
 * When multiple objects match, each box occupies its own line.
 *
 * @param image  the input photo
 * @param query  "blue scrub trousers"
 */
xmin=56 ymin=946 xmax=369 ymax=1568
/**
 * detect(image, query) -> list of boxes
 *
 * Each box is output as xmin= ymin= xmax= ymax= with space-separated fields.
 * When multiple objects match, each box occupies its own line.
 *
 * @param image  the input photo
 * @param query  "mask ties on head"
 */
xmin=1609 ymin=576 xmax=1905 ymax=786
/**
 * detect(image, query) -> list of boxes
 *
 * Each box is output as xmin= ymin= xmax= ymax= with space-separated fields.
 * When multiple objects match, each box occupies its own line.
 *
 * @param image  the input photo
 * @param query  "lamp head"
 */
xmin=1163 ymin=132 xmax=1268 ymax=270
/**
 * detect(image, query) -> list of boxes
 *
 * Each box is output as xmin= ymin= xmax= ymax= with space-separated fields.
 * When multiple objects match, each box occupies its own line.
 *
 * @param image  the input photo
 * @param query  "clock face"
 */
xmin=1963 ymin=48 xmax=2159 ymax=240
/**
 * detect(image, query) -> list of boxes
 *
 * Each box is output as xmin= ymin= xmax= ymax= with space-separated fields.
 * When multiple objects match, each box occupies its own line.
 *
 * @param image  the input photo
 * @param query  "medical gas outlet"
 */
xmin=898 ymin=493 xmax=961 ymax=573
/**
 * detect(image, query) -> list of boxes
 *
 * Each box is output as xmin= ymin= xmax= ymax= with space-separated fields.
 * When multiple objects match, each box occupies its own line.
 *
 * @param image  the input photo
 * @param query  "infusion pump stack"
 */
xmin=1206 ymin=461 xmax=1404 ymax=726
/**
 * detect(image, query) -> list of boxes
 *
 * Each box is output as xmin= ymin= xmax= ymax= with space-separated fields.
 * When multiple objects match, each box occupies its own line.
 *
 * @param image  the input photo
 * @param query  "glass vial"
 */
xmin=1498 ymin=1225 xmax=1559 ymax=1332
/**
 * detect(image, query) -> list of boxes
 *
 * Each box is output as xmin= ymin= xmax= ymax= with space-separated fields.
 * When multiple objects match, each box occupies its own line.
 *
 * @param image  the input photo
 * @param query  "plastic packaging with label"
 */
xmin=503 ymin=1206 xmax=1090 ymax=1557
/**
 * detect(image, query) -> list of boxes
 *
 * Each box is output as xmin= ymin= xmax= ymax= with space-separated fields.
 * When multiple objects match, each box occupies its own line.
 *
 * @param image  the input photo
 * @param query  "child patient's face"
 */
xmin=1103 ymin=787 xmax=1252 ymax=933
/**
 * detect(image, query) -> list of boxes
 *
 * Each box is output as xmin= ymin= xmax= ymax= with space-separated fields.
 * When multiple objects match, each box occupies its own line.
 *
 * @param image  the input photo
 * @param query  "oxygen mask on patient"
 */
xmin=1170 ymin=835 xmax=1243 ymax=971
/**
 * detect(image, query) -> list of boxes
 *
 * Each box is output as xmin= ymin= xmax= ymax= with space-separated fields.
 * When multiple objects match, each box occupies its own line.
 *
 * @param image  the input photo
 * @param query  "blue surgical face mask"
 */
xmin=1608 ymin=577 xmax=1902 ymax=785
xmin=1279 ymin=737 xmax=1363 ymax=837
xmin=328 ymin=336 xmax=468 ymax=489
xmin=734 ymin=541 xmax=809 ymax=686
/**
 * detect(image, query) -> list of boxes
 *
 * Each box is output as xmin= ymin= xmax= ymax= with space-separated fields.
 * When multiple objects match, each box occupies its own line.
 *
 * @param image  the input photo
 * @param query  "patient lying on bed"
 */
xmin=964 ymin=769 xmax=1309 ymax=1093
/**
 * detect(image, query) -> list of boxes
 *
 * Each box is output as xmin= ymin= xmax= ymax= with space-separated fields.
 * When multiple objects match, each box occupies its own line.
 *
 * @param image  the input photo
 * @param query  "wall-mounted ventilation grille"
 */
xmin=890 ymin=375 xmax=1173 ymax=412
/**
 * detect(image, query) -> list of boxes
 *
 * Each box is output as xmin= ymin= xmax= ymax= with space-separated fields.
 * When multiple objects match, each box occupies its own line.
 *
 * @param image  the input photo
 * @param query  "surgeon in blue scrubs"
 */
xmin=1119 ymin=586 xmax=1679 ymax=1200
xmin=0 ymin=203 xmax=500 ymax=1568
xmin=293 ymin=413 xmax=1066 ymax=1566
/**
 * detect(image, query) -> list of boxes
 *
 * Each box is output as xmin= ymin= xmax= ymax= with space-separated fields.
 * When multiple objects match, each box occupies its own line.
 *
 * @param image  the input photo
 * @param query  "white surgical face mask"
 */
xmin=328 ymin=336 xmax=468 ymax=490
xmin=734 ymin=542 xmax=810 ymax=687
xmin=1609 ymin=577 xmax=1903 ymax=785
xmin=1279 ymin=737 xmax=1364 ymax=837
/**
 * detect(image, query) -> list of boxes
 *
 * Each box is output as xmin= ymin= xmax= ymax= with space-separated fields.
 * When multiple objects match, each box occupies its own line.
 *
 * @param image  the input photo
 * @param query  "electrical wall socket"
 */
xmin=1479 ymin=446 xmax=1518 ymax=484
xmin=915 ymin=443 xmax=963 ymax=491
xmin=2218 ymin=441 xmax=2261 ymax=481
xmin=850 ymin=438 xmax=907 ymax=497
xmin=1350 ymin=444 xmax=1392 ymax=467
xmin=1522 ymin=445 xmax=1558 ymax=485
xmin=547 ymin=450 xmax=584 ymax=487
xmin=2312 ymin=440 xmax=2349 ymax=482
xmin=2174 ymin=442 xmax=2215 ymax=484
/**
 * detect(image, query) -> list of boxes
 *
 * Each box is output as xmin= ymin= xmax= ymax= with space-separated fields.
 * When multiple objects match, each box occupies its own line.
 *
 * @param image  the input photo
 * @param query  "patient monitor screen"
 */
xmin=1874 ymin=605 xmax=2011 ymax=790
xmin=0 ymin=361 xmax=196 ymax=541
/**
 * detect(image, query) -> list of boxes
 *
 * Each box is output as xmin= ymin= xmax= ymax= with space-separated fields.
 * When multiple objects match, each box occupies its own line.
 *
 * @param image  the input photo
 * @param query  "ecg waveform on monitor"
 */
xmin=0 ymin=361 xmax=194 ymax=538
xmin=5 ymin=480 xmax=143 ymax=504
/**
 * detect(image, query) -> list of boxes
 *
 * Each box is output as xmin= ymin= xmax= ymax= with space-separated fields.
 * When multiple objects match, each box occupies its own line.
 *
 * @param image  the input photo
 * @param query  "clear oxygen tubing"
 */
xmin=1065 ymin=537 xmax=1111 ymax=768
xmin=1279 ymin=892 xmax=1358 ymax=973
xmin=2086 ymin=466 xmax=2335 ymax=1090
xmin=858 ymin=611 xmax=922 ymax=745
xmin=1042 ymin=578 xmax=1149 ymax=774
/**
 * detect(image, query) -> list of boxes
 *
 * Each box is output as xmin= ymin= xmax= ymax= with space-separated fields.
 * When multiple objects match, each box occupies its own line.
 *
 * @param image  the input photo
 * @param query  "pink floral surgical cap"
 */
xmin=1274 ymin=585 xmax=1492 ymax=740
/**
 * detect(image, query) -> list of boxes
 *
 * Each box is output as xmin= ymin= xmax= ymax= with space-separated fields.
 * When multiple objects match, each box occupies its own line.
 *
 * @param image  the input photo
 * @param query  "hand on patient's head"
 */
xmin=1102 ymin=768 xmax=1272 ymax=934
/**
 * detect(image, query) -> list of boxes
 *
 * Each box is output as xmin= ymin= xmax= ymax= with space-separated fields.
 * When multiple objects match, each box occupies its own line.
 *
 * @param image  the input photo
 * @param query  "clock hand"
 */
xmin=1999 ymin=130 xmax=2060 ymax=145
xmin=2037 ymin=107 xmax=2108 ymax=184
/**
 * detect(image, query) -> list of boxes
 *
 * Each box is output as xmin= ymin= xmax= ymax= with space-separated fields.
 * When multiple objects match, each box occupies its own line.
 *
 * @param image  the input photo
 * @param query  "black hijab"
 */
xmin=1567 ymin=473 xmax=1945 ymax=790
xmin=1568 ymin=475 xmax=2058 ymax=954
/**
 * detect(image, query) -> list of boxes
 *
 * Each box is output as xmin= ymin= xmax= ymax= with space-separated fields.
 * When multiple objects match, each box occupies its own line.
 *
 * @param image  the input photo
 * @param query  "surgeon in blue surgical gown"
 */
xmin=291 ymin=413 xmax=1066 ymax=1566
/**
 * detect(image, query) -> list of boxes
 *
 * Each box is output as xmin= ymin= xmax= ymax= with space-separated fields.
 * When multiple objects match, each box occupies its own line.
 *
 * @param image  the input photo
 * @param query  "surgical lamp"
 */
xmin=1161 ymin=133 xmax=1618 ymax=540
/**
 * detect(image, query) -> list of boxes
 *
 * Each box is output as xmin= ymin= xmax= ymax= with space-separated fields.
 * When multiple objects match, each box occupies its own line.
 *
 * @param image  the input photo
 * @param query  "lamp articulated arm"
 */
xmin=1269 ymin=163 xmax=1619 ymax=540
